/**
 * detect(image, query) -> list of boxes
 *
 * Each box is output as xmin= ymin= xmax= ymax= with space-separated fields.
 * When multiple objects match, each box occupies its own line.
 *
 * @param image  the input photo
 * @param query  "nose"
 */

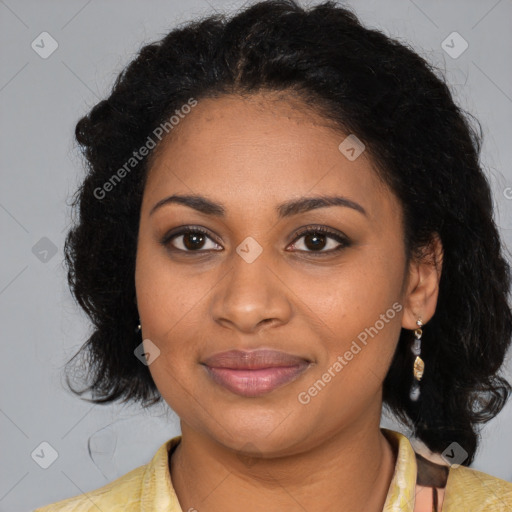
xmin=210 ymin=247 xmax=293 ymax=334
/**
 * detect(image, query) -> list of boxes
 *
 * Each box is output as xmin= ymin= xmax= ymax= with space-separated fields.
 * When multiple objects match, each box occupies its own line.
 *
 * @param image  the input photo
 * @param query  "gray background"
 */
xmin=1 ymin=0 xmax=511 ymax=510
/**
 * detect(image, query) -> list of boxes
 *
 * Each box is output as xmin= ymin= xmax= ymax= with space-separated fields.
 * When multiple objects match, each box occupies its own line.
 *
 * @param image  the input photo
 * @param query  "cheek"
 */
xmin=135 ymin=239 xmax=208 ymax=338
xmin=299 ymin=255 xmax=403 ymax=347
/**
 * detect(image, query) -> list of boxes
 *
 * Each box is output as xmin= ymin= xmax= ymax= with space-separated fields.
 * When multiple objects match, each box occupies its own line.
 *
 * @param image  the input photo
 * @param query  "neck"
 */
xmin=170 ymin=416 xmax=397 ymax=512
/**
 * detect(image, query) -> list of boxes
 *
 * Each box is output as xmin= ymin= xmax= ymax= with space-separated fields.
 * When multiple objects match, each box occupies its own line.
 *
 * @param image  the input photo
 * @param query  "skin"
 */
xmin=134 ymin=91 xmax=443 ymax=512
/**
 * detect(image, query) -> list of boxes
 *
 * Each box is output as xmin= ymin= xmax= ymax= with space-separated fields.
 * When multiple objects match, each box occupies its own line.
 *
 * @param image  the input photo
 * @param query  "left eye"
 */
xmin=288 ymin=227 xmax=350 ymax=254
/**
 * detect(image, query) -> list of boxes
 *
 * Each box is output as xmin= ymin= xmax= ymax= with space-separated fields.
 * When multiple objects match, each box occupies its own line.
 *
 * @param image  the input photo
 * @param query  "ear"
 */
xmin=401 ymin=232 xmax=444 ymax=330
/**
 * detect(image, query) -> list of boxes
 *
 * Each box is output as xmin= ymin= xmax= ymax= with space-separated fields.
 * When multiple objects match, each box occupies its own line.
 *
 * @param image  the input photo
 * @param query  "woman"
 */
xmin=35 ymin=1 xmax=512 ymax=511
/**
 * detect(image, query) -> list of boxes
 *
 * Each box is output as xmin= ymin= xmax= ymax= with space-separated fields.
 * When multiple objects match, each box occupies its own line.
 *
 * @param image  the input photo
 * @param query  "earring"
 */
xmin=409 ymin=319 xmax=424 ymax=401
xmin=135 ymin=321 xmax=141 ymax=334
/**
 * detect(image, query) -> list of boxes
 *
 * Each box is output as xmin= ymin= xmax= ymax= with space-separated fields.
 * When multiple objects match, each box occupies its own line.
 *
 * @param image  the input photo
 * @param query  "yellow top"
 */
xmin=34 ymin=428 xmax=512 ymax=511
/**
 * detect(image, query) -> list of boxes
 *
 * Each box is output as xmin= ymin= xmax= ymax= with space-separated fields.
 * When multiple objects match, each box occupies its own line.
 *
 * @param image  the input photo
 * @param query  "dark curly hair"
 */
xmin=63 ymin=0 xmax=512 ymax=465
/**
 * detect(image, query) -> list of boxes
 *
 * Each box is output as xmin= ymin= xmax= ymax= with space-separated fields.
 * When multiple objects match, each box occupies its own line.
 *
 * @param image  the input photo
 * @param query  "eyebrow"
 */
xmin=149 ymin=193 xmax=367 ymax=218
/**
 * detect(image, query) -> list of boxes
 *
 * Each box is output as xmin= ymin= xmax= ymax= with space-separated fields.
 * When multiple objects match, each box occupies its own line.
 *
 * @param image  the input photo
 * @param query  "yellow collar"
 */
xmin=141 ymin=428 xmax=418 ymax=511
xmin=381 ymin=428 xmax=417 ymax=511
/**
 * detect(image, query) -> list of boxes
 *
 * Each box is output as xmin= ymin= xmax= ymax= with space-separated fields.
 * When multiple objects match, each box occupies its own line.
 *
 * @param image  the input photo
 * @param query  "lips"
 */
xmin=201 ymin=349 xmax=312 ymax=397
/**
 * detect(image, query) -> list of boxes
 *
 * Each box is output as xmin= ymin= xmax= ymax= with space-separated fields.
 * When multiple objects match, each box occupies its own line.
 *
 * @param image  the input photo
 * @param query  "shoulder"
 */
xmin=33 ymin=464 xmax=147 ymax=511
xmin=33 ymin=437 xmax=180 ymax=512
xmin=443 ymin=464 xmax=512 ymax=511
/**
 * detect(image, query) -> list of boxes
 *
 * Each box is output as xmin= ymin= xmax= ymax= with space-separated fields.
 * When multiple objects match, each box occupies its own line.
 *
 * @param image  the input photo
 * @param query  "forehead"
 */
xmin=143 ymin=93 xmax=399 ymax=223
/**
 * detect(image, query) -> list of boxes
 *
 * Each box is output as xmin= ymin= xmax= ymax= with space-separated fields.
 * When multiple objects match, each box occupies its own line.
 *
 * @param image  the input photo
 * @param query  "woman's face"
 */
xmin=135 ymin=92 xmax=433 ymax=456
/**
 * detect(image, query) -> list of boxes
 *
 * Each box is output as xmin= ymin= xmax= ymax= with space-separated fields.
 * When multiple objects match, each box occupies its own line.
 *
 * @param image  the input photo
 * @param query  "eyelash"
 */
xmin=161 ymin=225 xmax=351 ymax=256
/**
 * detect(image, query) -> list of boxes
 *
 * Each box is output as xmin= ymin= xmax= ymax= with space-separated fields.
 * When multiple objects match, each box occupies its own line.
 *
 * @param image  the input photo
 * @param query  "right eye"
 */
xmin=161 ymin=227 xmax=223 ymax=253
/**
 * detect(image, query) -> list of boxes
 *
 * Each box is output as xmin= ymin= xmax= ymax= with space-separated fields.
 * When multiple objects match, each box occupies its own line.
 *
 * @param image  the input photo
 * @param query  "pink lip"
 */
xmin=201 ymin=349 xmax=312 ymax=397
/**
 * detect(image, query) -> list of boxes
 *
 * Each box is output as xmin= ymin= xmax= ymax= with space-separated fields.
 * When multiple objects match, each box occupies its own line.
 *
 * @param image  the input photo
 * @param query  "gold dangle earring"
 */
xmin=410 ymin=319 xmax=424 ymax=401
